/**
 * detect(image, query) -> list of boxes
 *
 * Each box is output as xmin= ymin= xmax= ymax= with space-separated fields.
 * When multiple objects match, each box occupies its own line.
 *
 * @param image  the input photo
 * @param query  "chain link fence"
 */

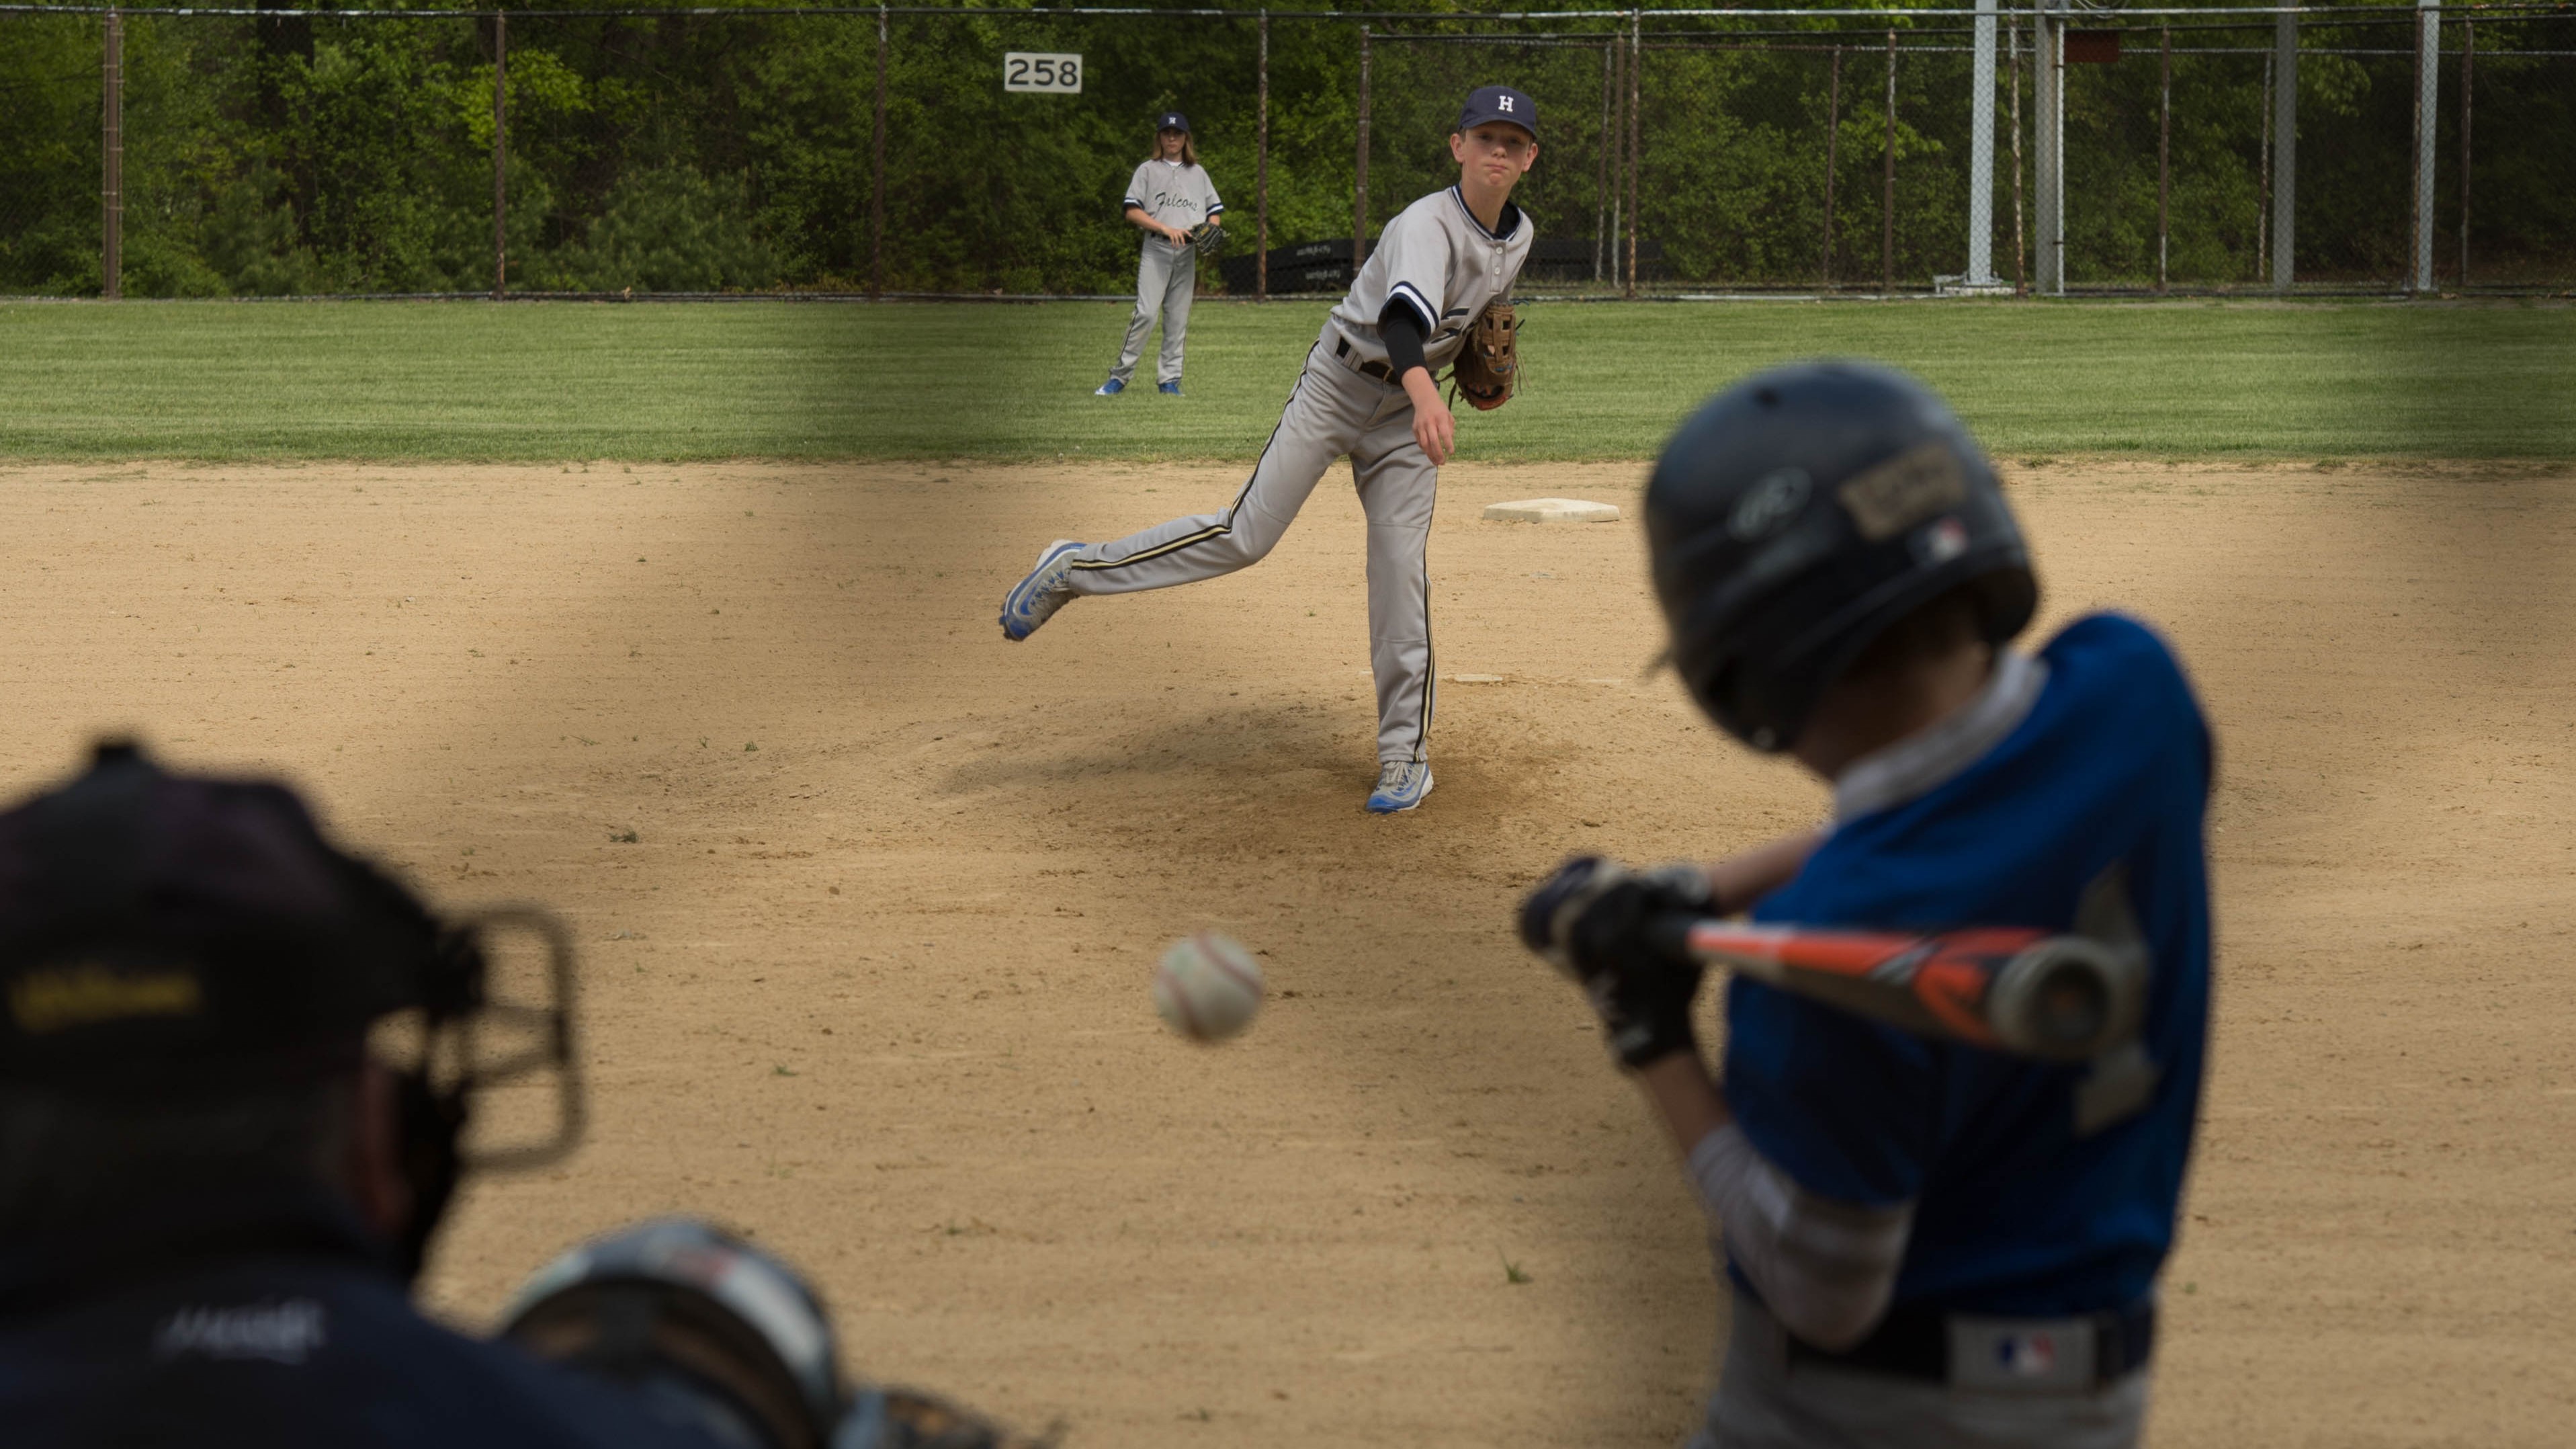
xmin=2 ymin=1 xmax=2569 ymax=300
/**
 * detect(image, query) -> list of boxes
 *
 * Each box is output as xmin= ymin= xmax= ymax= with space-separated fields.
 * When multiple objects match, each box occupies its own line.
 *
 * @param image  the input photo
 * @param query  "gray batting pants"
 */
xmin=1064 ymin=339 xmax=1436 ymax=767
xmin=1690 ymin=1293 xmax=2151 ymax=1449
xmin=1109 ymin=238 xmax=1195 ymax=386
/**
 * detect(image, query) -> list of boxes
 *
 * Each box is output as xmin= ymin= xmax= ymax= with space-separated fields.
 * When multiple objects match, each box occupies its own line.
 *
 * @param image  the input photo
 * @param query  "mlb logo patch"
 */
xmin=1995 ymin=1331 xmax=2057 ymax=1376
xmin=1956 ymin=1316 xmax=2091 ymax=1392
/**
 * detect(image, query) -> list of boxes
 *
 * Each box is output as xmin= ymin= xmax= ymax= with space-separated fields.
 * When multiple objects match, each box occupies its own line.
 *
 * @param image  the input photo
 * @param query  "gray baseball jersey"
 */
xmin=1056 ymin=185 xmax=1534 ymax=776
xmin=1110 ymin=161 xmax=1221 ymax=386
xmin=1122 ymin=159 xmax=1223 ymax=231
xmin=1329 ymin=185 xmax=1534 ymax=370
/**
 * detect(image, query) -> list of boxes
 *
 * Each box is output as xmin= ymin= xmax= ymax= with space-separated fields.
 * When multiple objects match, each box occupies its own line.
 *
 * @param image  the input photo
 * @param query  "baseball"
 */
xmin=1152 ymin=930 xmax=1265 ymax=1042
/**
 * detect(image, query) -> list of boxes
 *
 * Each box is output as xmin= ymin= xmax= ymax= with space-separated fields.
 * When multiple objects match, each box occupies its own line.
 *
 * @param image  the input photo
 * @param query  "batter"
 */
xmin=1004 ymin=85 xmax=1540 ymax=815
xmin=1524 ymin=363 xmax=2213 ymax=1447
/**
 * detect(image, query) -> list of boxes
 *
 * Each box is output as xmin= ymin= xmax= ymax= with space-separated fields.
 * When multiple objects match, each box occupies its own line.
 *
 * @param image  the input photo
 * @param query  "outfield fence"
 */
xmin=2 ymin=1 xmax=2571 ymax=301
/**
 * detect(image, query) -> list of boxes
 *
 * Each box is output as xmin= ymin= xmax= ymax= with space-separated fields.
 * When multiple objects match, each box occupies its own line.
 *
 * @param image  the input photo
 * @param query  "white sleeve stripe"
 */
xmin=1387 ymin=282 xmax=1437 ymax=333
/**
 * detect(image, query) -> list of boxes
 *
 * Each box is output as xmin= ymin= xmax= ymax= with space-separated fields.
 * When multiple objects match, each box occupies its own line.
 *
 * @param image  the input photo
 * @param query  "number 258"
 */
xmin=1006 ymin=57 xmax=1076 ymax=89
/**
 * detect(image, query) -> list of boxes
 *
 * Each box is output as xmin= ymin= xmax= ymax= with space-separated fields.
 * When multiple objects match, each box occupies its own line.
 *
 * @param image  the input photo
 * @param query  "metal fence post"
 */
xmin=2257 ymin=50 xmax=2270 ymax=276
xmin=872 ymin=3 xmax=887 ymax=298
xmin=1881 ymin=29 xmax=1896 ymax=295
xmin=2034 ymin=1 xmax=2065 ymax=295
xmin=2458 ymin=20 xmax=2473 ymax=287
xmin=2157 ymin=27 xmax=2170 ymax=294
xmin=101 ymin=7 xmax=122 ymax=300
xmin=1256 ymin=8 xmax=1269 ymax=300
xmin=1968 ymin=0 xmax=1998 ymax=286
xmin=2271 ymin=7 xmax=2297 ymax=292
xmin=2411 ymin=0 xmax=2440 ymax=293
xmin=1625 ymin=9 xmax=1639 ymax=298
xmin=2009 ymin=25 xmax=2026 ymax=296
xmin=1596 ymin=39 xmax=1613 ymax=285
xmin=1823 ymin=46 xmax=1841 ymax=288
xmin=1355 ymin=24 xmax=1369 ymax=272
xmin=492 ymin=11 xmax=507 ymax=300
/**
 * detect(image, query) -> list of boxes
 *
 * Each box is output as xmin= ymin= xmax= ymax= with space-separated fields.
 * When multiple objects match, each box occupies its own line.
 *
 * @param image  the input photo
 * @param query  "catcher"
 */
xmin=1008 ymin=85 xmax=1536 ymax=815
xmin=0 ymin=741 xmax=1040 ymax=1449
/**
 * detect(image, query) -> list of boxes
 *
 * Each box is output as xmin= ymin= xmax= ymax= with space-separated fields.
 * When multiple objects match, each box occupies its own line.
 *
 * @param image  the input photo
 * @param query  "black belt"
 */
xmin=1333 ymin=336 xmax=1398 ymax=384
xmin=1786 ymin=1298 xmax=2156 ymax=1388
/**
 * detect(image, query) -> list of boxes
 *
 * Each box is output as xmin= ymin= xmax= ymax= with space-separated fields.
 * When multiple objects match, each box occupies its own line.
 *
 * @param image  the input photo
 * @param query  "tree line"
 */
xmin=0 ymin=1 xmax=2567 ymax=297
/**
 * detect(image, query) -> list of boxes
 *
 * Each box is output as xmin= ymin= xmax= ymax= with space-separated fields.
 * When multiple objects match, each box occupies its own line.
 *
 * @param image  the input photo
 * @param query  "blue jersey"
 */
xmin=1725 ymin=613 xmax=2213 ymax=1318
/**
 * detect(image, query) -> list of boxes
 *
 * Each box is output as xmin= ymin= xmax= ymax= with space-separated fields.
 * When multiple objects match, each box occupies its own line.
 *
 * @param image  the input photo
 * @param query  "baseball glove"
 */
xmin=1445 ymin=300 xmax=1519 ymax=411
xmin=1184 ymin=220 xmax=1227 ymax=257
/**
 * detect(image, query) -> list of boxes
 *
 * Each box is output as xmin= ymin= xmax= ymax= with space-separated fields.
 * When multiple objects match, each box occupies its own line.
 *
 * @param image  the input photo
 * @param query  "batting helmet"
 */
xmin=1645 ymin=362 xmax=2036 ymax=752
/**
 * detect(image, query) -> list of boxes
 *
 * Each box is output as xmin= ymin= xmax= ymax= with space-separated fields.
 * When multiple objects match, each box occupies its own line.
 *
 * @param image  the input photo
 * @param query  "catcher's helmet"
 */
xmin=503 ymin=1218 xmax=847 ymax=1449
xmin=1646 ymin=361 xmax=2036 ymax=752
xmin=0 ymin=739 xmax=455 ymax=1085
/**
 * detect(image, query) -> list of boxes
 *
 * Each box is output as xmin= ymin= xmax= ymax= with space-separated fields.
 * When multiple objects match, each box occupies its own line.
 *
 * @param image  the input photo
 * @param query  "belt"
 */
xmin=1332 ymin=336 xmax=1398 ymax=384
xmin=1786 ymin=1298 xmax=2156 ymax=1391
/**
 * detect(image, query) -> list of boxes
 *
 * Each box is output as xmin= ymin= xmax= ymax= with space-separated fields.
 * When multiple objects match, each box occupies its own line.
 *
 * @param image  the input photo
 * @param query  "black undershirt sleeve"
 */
xmin=1377 ymin=302 xmax=1429 ymax=384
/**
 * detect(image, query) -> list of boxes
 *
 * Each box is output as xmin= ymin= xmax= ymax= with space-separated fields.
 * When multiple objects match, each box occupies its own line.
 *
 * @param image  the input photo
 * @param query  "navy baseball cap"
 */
xmin=1157 ymin=111 xmax=1190 ymax=133
xmin=1457 ymin=85 xmax=1537 ymax=139
xmin=0 ymin=741 xmax=452 ymax=1087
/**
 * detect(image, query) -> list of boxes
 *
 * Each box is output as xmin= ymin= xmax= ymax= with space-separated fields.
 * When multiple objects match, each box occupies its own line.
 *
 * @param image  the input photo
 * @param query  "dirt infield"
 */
xmin=1 ymin=456 xmax=2570 ymax=1446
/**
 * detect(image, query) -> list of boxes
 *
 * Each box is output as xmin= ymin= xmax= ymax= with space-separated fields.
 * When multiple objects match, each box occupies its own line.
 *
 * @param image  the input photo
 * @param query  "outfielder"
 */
xmin=1009 ymin=85 xmax=1538 ymax=814
xmin=1522 ymin=363 xmax=2213 ymax=1446
xmin=1097 ymin=112 xmax=1223 ymax=397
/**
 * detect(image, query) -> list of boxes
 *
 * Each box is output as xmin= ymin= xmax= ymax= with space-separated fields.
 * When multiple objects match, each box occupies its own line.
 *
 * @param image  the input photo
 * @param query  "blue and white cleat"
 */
xmin=1365 ymin=761 xmax=1434 ymax=814
xmin=1095 ymin=378 xmax=1125 ymax=396
xmin=999 ymin=540 xmax=1084 ymax=642
xmin=1157 ymin=380 xmax=1183 ymax=396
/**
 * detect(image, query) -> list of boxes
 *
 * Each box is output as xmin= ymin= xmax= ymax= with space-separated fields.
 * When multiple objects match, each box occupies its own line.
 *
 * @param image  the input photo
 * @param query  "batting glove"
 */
xmin=1520 ymin=856 xmax=1715 ymax=1069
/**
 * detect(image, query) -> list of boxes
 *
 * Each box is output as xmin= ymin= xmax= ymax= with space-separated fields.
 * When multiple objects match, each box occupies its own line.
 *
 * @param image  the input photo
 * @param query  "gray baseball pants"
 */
xmin=1066 ymin=338 xmax=1437 ymax=767
xmin=1109 ymin=238 xmax=1195 ymax=386
xmin=1690 ymin=1293 xmax=2151 ymax=1449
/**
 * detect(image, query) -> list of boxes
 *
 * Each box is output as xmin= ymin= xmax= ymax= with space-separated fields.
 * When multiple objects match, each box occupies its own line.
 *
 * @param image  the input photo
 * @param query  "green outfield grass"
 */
xmin=1 ymin=299 xmax=2567 ymax=462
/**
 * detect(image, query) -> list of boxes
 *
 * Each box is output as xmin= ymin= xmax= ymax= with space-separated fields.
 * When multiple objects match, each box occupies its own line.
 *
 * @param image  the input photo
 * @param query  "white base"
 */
xmin=1482 ymin=497 xmax=1622 ymax=524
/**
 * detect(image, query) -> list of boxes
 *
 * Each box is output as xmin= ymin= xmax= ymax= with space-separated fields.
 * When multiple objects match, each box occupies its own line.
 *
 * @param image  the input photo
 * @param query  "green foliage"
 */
xmin=1 ymin=298 xmax=2567 ymax=461
xmin=200 ymin=165 xmax=323 ymax=295
xmin=556 ymin=165 xmax=775 ymax=292
xmin=0 ymin=2 xmax=2567 ymax=297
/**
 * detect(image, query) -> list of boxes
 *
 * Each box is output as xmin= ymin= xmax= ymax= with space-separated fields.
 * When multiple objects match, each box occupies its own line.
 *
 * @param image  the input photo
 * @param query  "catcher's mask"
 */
xmin=1645 ymin=362 xmax=2036 ymax=753
xmin=0 ymin=740 xmax=583 ymax=1278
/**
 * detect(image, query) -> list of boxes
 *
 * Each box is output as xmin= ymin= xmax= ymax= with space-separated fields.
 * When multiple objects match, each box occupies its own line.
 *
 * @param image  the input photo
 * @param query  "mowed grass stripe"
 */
xmin=1 ymin=299 xmax=2566 ymax=461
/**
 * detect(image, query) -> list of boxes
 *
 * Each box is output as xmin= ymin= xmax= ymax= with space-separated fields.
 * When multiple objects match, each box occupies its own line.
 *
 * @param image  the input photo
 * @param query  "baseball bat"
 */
xmin=1643 ymin=915 xmax=2143 ymax=1061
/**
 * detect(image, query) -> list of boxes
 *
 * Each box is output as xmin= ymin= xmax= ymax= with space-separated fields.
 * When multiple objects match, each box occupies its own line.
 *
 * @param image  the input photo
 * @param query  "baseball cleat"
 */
xmin=1365 ymin=761 xmax=1434 ymax=814
xmin=999 ymin=540 xmax=1084 ymax=642
xmin=1157 ymin=380 xmax=1183 ymax=396
xmin=1095 ymin=378 xmax=1125 ymax=396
